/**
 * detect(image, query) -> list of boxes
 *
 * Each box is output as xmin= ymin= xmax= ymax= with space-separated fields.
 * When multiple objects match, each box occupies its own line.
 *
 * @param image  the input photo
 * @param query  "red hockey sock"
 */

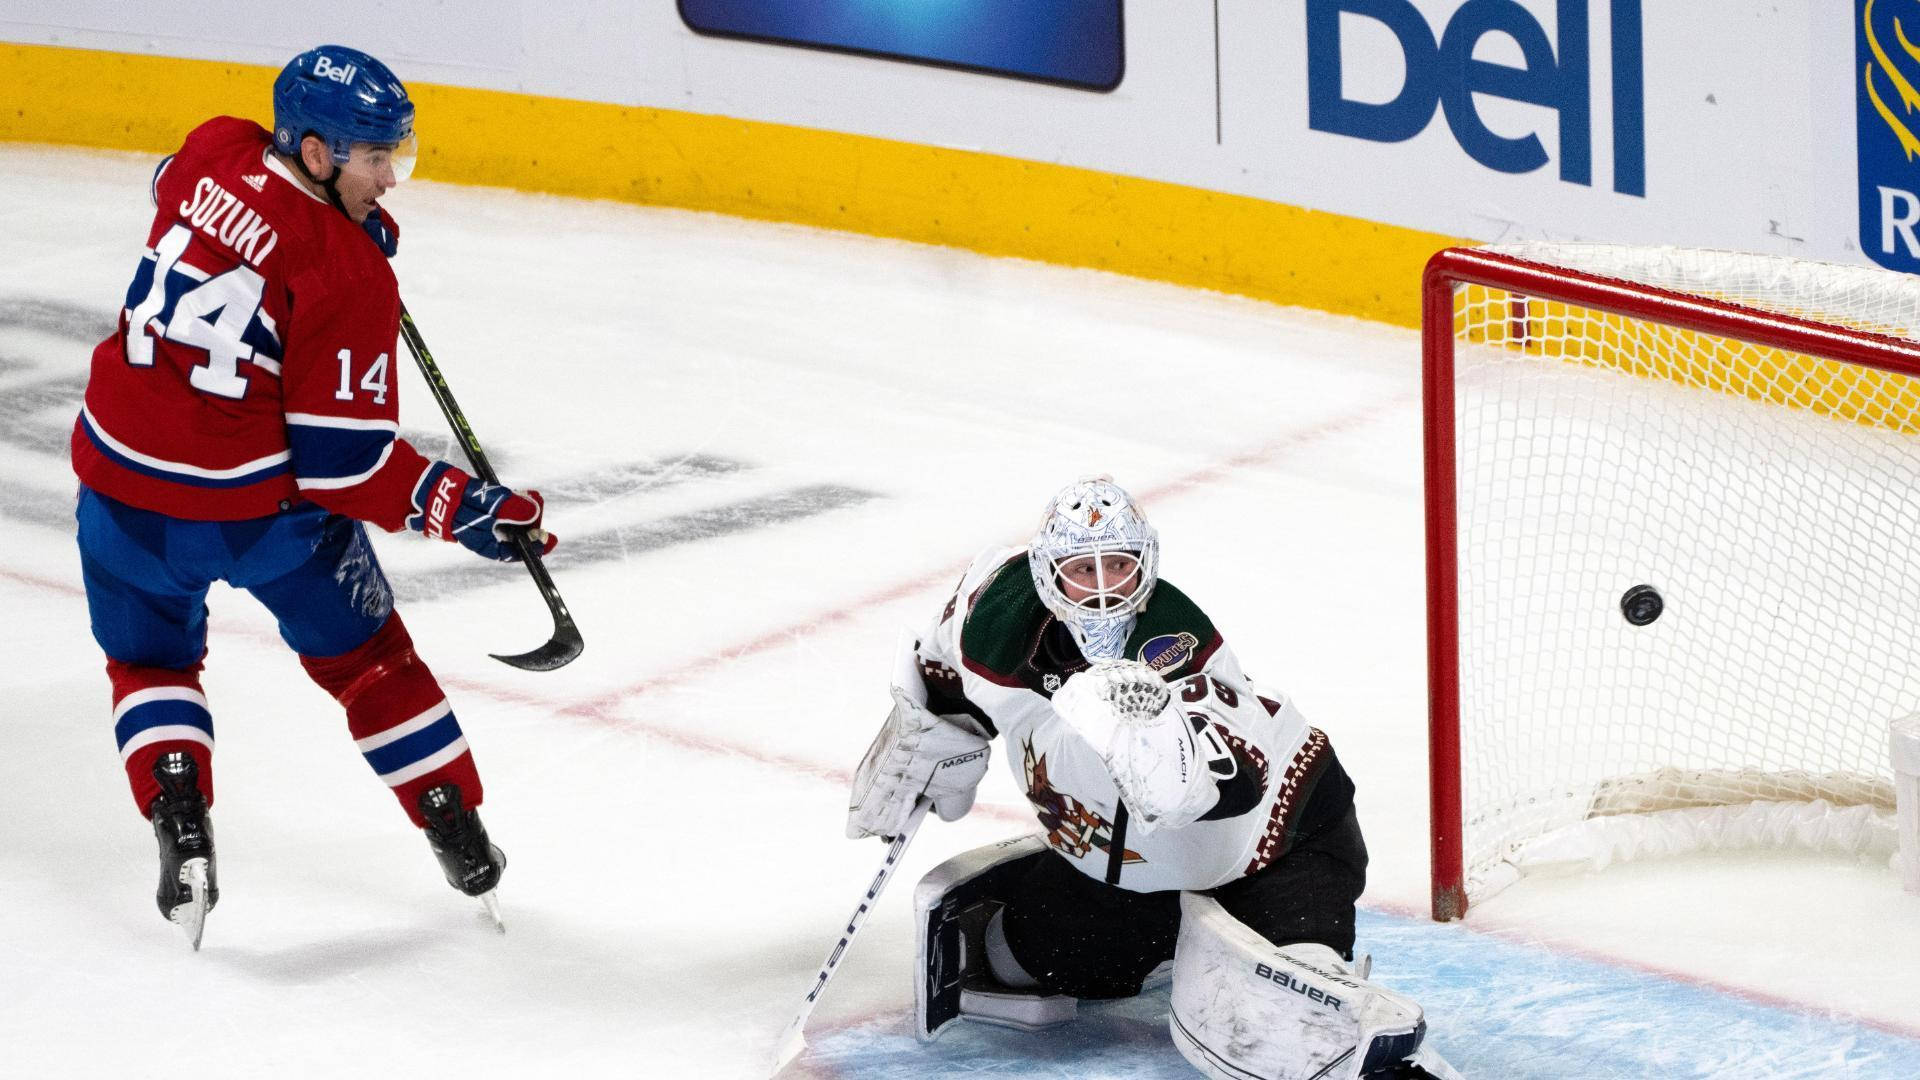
xmin=300 ymin=612 xmax=482 ymax=827
xmin=108 ymin=657 xmax=215 ymax=817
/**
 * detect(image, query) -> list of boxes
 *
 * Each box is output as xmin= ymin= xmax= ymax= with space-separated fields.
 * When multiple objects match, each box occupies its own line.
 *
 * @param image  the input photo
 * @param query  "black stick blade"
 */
xmin=490 ymin=615 xmax=583 ymax=671
xmin=487 ymin=532 xmax=582 ymax=671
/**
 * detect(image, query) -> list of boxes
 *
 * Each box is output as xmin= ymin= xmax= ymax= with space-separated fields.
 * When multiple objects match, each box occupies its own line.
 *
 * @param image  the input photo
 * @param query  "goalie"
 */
xmin=846 ymin=477 xmax=1457 ymax=1080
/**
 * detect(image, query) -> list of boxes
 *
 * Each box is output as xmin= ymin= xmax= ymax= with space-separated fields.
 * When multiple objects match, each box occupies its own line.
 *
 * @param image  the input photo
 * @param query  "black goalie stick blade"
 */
xmin=490 ymin=614 xmax=583 ymax=671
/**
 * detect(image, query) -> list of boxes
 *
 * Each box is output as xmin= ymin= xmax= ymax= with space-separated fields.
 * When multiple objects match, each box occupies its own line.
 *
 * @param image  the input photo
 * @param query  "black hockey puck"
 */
xmin=1620 ymin=584 xmax=1664 ymax=626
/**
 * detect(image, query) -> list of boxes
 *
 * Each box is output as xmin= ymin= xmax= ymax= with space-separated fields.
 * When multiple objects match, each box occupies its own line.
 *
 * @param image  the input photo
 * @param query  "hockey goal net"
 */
xmin=1424 ymin=244 xmax=1920 ymax=921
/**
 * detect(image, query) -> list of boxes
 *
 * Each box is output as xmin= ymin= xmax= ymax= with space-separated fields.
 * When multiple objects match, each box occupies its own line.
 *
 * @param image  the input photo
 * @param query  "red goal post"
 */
xmin=1422 ymin=245 xmax=1920 ymax=922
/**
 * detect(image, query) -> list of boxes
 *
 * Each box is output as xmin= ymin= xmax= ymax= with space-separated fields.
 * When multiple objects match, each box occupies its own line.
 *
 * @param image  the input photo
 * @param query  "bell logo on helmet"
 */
xmin=312 ymin=55 xmax=357 ymax=85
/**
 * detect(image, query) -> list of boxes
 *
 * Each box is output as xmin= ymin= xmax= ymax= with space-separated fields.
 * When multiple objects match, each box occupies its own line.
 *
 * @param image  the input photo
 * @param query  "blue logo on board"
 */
xmin=679 ymin=0 xmax=1124 ymax=92
xmin=1859 ymin=0 xmax=1920 ymax=273
xmin=1305 ymin=0 xmax=1645 ymax=196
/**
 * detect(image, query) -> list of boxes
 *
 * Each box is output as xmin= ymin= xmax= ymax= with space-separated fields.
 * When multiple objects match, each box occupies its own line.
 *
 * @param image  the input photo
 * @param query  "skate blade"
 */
xmin=767 ymin=1020 xmax=805 ymax=1078
xmin=1411 ymin=1044 xmax=1467 ymax=1080
xmin=478 ymin=889 xmax=505 ymax=933
xmin=167 ymin=858 xmax=211 ymax=951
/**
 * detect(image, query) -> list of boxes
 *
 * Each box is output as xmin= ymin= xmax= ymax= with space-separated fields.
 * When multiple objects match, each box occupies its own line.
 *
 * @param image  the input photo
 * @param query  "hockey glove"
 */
xmin=846 ymin=686 xmax=991 ymax=840
xmin=1053 ymin=660 xmax=1218 ymax=833
xmin=409 ymin=461 xmax=557 ymax=562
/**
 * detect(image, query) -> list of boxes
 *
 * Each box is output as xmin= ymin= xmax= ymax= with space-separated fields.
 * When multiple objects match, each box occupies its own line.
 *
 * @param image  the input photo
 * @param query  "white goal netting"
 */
xmin=1443 ymin=245 xmax=1920 ymax=907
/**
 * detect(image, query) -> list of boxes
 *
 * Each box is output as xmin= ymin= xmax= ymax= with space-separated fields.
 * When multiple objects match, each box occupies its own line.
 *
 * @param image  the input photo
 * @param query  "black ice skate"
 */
xmin=149 ymin=751 xmax=218 ymax=951
xmin=418 ymin=784 xmax=506 ymax=930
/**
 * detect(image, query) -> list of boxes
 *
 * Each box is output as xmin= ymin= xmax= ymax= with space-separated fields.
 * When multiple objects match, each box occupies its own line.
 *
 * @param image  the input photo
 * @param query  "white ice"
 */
xmin=1 ymin=145 xmax=1916 ymax=1079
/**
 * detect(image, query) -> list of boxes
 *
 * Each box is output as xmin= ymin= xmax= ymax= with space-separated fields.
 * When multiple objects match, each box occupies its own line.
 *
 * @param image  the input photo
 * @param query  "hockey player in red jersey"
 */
xmin=845 ymin=478 xmax=1459 ymax=1079
xmin=72 ymin=44 xmax=554 ymax=947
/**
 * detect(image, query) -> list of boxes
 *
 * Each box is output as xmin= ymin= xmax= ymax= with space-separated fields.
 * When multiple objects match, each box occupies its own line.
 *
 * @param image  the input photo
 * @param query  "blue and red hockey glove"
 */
xmin=409 ymin=462 xmax=557 ymax=562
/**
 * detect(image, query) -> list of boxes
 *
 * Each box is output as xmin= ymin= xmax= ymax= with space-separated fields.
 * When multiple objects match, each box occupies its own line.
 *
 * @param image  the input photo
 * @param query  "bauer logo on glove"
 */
xmin=408 ymin=461 xmax=557 ymax=563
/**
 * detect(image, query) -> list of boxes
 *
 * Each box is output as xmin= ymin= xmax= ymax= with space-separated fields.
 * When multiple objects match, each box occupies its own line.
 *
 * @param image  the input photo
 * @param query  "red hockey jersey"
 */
xmin=73 ymin=116 xmax=434 ymax=528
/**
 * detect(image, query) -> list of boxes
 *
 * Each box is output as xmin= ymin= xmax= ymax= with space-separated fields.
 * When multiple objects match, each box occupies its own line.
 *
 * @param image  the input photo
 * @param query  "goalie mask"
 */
xmin=1027 ymin=477 xmax=1160 ymax=661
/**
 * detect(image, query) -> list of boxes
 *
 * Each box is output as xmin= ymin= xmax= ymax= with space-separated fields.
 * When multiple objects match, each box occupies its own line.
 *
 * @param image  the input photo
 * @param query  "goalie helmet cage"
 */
xmin=1422 ymin=244 xmax=1920 ymax=922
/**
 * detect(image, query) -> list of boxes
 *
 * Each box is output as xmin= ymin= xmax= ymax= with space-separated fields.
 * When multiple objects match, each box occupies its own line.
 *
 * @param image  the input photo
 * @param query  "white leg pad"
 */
xmin=1169 ymin=894 xmax=1426 ymax=1080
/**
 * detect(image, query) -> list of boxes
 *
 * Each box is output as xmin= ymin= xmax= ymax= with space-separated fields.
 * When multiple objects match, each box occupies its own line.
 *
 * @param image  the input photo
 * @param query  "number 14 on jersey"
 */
xmin=335 ymin=349 xmax=390 ymax=404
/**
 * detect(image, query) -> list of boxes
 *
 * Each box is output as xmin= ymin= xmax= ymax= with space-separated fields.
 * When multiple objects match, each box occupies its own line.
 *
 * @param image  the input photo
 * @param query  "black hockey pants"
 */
xmin=997 ymin=804 xmax=1368 ymax=1000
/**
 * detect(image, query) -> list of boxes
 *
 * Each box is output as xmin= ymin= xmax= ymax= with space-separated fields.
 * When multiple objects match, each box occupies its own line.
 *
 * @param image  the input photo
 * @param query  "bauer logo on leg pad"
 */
xmin=1253 ymin=962 xmax=1345 ymax=1010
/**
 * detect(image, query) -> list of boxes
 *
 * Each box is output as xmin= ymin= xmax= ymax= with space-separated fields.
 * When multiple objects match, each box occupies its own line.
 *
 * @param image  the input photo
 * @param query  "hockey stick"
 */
xmin=769 ymin=798 xmax=932 ymax=1077
xmin=397 ymin=304 xmax=584 ymax=671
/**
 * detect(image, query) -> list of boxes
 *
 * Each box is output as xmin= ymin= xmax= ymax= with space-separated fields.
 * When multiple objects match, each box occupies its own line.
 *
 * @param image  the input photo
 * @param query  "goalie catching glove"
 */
xmin=408 ymin=461 xmax=556 ymax=562
xmin=847 ymin=684 xmax=992 ymax=841
xmin=1051 ymin=660 xmax=1219 ymax=833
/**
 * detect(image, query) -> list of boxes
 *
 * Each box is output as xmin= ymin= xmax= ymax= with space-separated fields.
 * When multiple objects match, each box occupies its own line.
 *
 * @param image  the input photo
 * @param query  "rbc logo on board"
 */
xmin=1306 ymin=0 xmax=1645 ymax=196
xmin=1859 ymin=0 xmax=1920 ymax=273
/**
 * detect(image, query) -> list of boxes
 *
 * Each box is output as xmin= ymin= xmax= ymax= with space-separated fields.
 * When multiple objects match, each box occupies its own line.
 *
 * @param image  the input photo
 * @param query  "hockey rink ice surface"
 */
xmin=3 ymin=145 xmax=1919 ymax=1079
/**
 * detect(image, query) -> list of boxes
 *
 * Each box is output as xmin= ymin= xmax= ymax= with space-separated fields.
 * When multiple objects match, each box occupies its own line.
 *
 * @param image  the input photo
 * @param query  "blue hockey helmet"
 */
xmin=272 ymin=45 xmax=415 ymax=169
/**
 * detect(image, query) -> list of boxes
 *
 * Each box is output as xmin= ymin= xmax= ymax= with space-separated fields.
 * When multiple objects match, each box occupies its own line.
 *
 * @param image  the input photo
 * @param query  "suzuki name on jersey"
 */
xmin=178 ymin=177 xmax=279 ymax=267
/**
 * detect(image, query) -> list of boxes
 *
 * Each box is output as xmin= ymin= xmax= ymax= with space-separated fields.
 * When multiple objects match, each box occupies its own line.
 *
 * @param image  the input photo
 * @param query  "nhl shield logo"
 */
xmin=1042 ymin=673 xmax=1063 ymax=693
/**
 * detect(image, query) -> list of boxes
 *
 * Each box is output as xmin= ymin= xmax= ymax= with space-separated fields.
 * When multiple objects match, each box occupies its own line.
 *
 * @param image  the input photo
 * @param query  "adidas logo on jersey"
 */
xmin=241 ymin=173 xmax=267 ymax=192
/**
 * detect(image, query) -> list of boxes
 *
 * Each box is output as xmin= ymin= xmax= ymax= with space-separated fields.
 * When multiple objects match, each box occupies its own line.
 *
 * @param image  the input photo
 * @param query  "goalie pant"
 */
xmin=989 ymin=799 xmax=1368 ymax=1000
xmin=81 ymin=488 xmax=484 ymax=826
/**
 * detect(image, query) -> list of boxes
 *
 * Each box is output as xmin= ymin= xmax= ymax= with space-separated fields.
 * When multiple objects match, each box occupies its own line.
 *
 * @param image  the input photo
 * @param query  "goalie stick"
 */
xmin=397 ymin=304 xmax=584 ymax=671
xmin=769 ymin=797 xmax=932 ymax=1077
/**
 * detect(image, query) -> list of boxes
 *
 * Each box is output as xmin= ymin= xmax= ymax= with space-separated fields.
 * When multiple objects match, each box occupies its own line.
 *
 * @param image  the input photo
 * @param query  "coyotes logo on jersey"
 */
xmin=1021 ymin=737 xmax=1144 ymax=867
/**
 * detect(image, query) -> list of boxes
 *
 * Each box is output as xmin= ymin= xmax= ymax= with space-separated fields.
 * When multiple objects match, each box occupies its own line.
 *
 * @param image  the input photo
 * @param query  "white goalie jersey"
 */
xmin=909 ymin=547 xmax=1354 ymax=893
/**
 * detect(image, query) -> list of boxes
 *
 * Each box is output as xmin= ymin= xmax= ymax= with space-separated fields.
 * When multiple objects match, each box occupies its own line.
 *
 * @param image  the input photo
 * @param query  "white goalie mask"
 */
xmin=1027 ymin=477 xmax=1160 ymax=661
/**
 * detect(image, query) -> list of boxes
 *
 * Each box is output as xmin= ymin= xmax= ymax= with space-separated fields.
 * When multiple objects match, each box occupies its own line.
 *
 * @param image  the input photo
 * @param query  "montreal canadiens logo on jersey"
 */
xmin=1137 ymin=632 xmax=1199 ymax=673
